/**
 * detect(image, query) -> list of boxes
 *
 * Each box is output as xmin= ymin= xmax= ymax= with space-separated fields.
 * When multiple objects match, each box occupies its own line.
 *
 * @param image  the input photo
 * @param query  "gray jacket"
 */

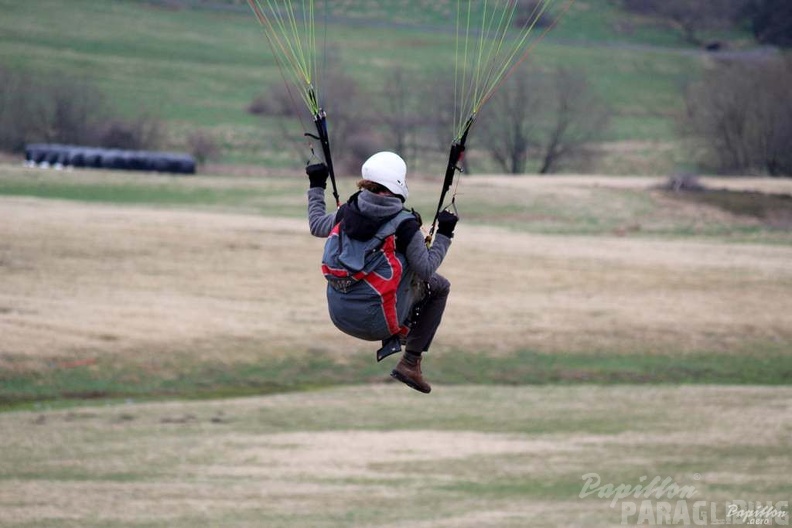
xmin=307 ymin=188 xmax=451 ymax=281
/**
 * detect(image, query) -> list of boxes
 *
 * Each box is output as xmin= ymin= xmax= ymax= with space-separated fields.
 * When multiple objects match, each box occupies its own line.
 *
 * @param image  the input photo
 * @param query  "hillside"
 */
xmin=0 ymin=0 xmax=756 ymax=173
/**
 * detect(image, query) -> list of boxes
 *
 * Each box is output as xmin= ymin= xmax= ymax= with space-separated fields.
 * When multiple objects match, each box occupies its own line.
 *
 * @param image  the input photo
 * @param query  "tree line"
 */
xmin=249 ymin=52 xmax=792 ymax=177
xmin=244 ymin=0 xmax=791 ymax=176
xmin=2 ymin=0 xmax=790 ymax=176
xmin=0 ymin=68 xmax=219 ymax=165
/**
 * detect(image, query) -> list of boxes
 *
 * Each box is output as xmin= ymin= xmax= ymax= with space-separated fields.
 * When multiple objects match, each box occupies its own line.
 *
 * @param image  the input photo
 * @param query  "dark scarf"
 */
xmin=341 ymin=190 xmax=404 ymax=240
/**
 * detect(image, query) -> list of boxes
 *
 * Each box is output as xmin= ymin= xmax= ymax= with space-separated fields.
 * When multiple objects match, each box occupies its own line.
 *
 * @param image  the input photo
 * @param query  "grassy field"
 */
xmin=1 ymin=164 xmax=791 ymax=406
xmin=1 ymin=164 xmax=790 ymax=525
xmin=0 ymin=0 xmax=731 ymax=172
xmin=0 ymin=385 xmax=790 ymax=527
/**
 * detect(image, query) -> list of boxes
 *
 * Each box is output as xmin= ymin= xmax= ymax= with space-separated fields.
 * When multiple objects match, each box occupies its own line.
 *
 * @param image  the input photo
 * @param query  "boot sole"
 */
xmin=390 ymin=369 xmax=431 ymax=394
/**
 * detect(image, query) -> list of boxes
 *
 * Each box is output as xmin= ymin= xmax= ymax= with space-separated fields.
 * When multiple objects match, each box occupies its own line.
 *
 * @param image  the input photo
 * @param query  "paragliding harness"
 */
xmin=321 ymin=205 xmax=425 ymax=361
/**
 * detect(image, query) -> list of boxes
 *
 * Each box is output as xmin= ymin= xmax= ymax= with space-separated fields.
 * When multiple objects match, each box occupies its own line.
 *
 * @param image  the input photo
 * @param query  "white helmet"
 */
xmin=361 ymin=151 xmax=409 ymax=201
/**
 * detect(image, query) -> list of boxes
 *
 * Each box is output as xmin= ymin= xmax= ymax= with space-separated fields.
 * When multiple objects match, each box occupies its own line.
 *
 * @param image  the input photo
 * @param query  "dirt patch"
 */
xmin=667 ymin=188 xmax=792 ymax=229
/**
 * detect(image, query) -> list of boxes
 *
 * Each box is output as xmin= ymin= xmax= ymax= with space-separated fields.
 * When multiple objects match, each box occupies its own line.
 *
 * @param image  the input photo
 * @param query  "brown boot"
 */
xmin=391 ymin=352 xmax=431 ymax=394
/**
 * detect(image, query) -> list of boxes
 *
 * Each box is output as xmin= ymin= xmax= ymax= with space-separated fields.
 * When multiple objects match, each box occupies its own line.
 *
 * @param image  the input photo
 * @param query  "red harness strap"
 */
xmin=322 ymin=224 xmax=367 ymax=280
xmin=321 ymin=224 xmax=409 ymax=337
xmin=361 ymin=235 xmax=409 ymax=337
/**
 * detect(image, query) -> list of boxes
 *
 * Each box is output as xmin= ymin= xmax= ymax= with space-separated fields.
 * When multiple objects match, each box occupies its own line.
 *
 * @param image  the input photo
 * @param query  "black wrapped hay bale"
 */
xmin=24 ymin=144 xmax=197 ymax=175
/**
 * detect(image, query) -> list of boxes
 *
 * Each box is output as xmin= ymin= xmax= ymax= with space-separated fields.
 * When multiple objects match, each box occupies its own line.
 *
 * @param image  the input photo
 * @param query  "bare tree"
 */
xmin=0 ymin=67 xmax=38 ymax=151
xmin=249 ymin=51 xmax=375 ymax=175
xmin=380 ymin=66 xmax=423 ymax=164
xmin=246 ymin=83 xmax=298 ymax=117
xmin=421 ymin=75 xmax=457 ymax=153
xmin=410 ymin=70 xmax=470 ymax=172
xmin=478 ymin=67 xmax=610 ymax=174
xmin=537 ymin=68 xmax=610 ymax=174
xmin=319 ymin=68 xmax=374 ymax=175
xmin=186 ymin=129 xmax=221 ymax=165
xmin=5 ymin=74 xmax=106 ymax=148
xmin=45 ymin=78 xmax=103 ymax=145
xmin=94 ymin=115 xmax=164 ymax=150
xmin=478 ymin=73 xmax=543 ymax=174
xmin=0 ymin=66 xmax=169 ymax=153
xmin=683 ymin=56 xmax=792 ymax=176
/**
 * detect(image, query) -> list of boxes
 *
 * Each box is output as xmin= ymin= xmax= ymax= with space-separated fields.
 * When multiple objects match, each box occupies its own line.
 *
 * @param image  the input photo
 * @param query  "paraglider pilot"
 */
xmin=306 ymin=152 xmax=458 ymax=393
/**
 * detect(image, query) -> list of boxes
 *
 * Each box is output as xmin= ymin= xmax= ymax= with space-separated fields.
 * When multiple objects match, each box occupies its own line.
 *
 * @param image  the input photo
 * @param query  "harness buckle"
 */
xmin=327 ymin=277 xmax=356 ymax=293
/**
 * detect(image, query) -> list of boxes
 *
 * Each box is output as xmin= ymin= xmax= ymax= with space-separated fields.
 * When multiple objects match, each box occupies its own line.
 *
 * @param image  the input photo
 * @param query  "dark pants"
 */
xmin=405 ymin=273 xmax=450 ymax=354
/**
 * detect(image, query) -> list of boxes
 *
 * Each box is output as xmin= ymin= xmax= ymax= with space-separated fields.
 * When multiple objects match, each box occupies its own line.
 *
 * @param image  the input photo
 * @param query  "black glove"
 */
xmin=436 ymin=210 xmax=458 ymax=238
xmin=306 ymin=163 xmax=329 ymax=189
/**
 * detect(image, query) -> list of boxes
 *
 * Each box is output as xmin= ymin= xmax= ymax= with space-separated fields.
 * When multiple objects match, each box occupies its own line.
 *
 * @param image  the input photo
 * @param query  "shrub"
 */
xmin=93 ymin=116 xmax=165 ymax=150
xmin=186 ymin=130 xmax=221 ymax=164
xmin=683 ymin=57 xmax=792 ymax=176
xmin=514 ymin=0 xmax=554 ymax=29
xmin=247 ymin=84 xmax=300 ymax=117
xmin=0 ymin=65 xmax=166 ymax=154
xmin=0 ymin=67 xmax=102 ymax=151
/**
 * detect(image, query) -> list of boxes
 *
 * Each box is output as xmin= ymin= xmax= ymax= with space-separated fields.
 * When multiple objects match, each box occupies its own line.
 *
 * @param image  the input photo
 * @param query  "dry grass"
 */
xmin=1 ymin=182 xmax=789 ymax=524
xmin=0 ymin=385 xmax=789 ymax=527
xmin=1 ymin=189 xmax=791 ymax=375
xmin=0 ymin=197 xmax=336 ymax=366
xmin=450 ymin=225 xmax=792 ymax=355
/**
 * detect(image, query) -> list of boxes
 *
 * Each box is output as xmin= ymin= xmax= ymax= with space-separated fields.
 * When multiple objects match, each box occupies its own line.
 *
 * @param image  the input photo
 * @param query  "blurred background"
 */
xmin=1 ymin=0 xmax=791 ymax=177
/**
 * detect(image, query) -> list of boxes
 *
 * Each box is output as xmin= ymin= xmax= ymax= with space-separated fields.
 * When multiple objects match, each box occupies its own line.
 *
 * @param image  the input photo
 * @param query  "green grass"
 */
xmin=0 ymin=0 xmax=742 ymax=171
xmin=0 ymin=384 xmax=789 ymax=527
xmin=3 ymin=166 xmax=791 ymax=242
xmin=2 ymin=347 xmax=790 ymax=410
xmin=0 ymin=166 xmax=309 ymax=216
xmin=0 ymin=0 xmax=278 ymax=126
xmin=0 ymin=177 xmax=248 ymax=206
